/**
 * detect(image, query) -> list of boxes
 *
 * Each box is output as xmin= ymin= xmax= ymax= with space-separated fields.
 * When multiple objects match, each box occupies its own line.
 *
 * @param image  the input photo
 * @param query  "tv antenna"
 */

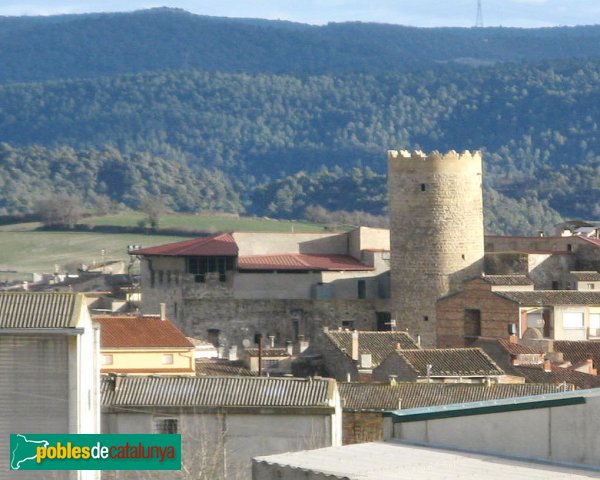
xmin=475 ymin=0 xmax=484 ymax=28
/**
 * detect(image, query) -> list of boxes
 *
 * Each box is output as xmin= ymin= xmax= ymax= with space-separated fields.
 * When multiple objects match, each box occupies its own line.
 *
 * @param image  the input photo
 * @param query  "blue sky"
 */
xmin=1 ymin=1 xmax=600 ymax=27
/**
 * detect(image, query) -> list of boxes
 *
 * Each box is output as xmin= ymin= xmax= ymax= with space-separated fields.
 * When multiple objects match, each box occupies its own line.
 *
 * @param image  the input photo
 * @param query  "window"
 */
xmin=158 ymin=270 xmax=164 ymax=284
xmin=591 ymin=314 xmax=600 ymax=330
xmin=154 ymin=418 xmax=178 ymax=434
xmin=420 ymin=183 xmax=426 ymax=191
xmin=552 ymin=281 xmax=559 ymax=290
xmin=376 ymin=312 xmax=392 ymax=331
xmin=342 ymin=320 xmax=355 ymax=329
xmin=101 ymin=354 xmax=113 ymax=365
xmin=357 ymin=280 xmax=366 ymax=299
xmin=464 ymin=309 xmax=481 ymax=337
xmin=563 ymin=312 xmax=584 ymax=329
xmin=588 ymin=283 xmax=595 ymax=290
xmin=187 ymin=256 xmax=235 ymax=282
xmin=162 ymin=354 xmax=174 ymax=365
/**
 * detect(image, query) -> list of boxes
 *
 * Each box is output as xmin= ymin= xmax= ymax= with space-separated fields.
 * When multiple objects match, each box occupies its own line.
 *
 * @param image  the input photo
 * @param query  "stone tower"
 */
xmin=388 ymin=150 xmax=485 ymax=347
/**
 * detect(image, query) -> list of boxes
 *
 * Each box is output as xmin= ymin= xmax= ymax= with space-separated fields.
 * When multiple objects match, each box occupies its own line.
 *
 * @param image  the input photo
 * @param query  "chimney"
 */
xmin=298 ymin=335 xmax=309 ymax=353
xmin=508 ymin=323 xmax=518 ymax=343
xmin=388 ymin=374 xmax=397 ymax=386
xmin=269 ymin=335 xmax=275 ymax=348
xmin=416 ymin=335 xmax=421 ymax=347
xmin=351 ymin=330 xmax=359 ymax=361
xmin=160 ymin=303 xmax=166 ymax=321
xmin=543 ymin=359 xmax=552 ymax=372
xmin=228 ymin=345 xmax=238 ymax=362
xmin=286 ymin=340 xmax=294 ymax=356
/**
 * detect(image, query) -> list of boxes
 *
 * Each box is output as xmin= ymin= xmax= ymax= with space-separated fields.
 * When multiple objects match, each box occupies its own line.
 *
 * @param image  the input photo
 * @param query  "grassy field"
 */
xmin=0 ymin=214 xmax=335 ymax=281
xmin=82 ymin=213 xmax=330 ymax=233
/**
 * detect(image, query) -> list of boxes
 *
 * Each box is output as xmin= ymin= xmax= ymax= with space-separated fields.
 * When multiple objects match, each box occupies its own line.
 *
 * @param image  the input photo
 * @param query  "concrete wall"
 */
xmin=233 ymin=232 xmax=348 ymax=256
xmin=390 ymin=393 xmax=600 ymax=469
xmin=100 ymin=348 xmax=195 ymax=374
xmin=388 ymin=150 xmax=485 ymax=347
xmin=103 ymin=409 xmax=337 ymax=480
xmin=528 ymin=253 xmax=576 ymax=289
xmin=348 ymin=227 xmax=390 ymax=260
xmin=484 ymin=235 xmax=582 ymax=253
xmin=436 ymin=279 xmax=520 ymax=347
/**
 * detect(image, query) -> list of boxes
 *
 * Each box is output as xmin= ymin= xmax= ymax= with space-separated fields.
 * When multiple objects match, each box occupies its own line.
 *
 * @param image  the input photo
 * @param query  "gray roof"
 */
xmin=0 ymin=292 xmax=80 ymax=329
xmin=482 ymin=275 xmax=533 ymax=286
xmin=339 ymin=382 xmax=563 ymax=411
xmin=195 ymin=359 xmax=255 ymax=377
xmin=495 ymin=290 xmax=600 ymax=306
xmin=513 ymin=365 xmax=600 ymax=390
xmin=393 ymin=348 xmax=504 ymax=377
xmin=102 ymin=375 xmax=334 ymax=408
xmin=253 ymin=441 xmax=595 ymax=479
xmin=553 ymin=340 xmax=600 ymax=368
xmin=325 ymin=330 xmax=419 ymax=367
xmin=570 ymin=271 xmax=600 ymax=282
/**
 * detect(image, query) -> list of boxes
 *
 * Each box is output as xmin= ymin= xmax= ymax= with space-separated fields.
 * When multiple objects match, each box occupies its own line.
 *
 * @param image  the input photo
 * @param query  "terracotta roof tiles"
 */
xmin=238 ymin=254 xmax=372 ymax=272
xmin=135 ymin=233 xmax=238 ymax=257
xmin=96 ymin=316 xmax=193 ymax=348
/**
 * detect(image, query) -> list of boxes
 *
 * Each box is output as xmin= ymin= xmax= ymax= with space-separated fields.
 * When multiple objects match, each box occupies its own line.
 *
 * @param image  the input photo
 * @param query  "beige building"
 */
xmin=136 ymin=227 xmax=391 ymax=348
xmin=95 ymin=314 xmax=196 ymax=375
xmin=0 ymin=292 xmax=100 ymax=480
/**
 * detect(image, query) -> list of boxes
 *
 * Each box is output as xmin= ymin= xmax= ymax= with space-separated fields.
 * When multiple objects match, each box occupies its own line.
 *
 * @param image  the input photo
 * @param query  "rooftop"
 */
xmin=570 ymin=271 xmax=600 ymax=282
xmin=244 ymin=347 xmax=289 ymax=357
xmin=513 ymin=364 xmax=600 ymax=389
xmin=95 ymin=316 xmax=193 ymax=349
xmin=0 ymin=292 xmax=81 ymax=329
xmin=253 ymin=440 xmax=597 ymax=480
xmin=338 ymin=382 xmax=563 ymax=411
xmin=495 ymin=290 xmax=600 ymax=306
xmin=135 ymin=233 xmax=238 ymax=257
xmin=482 ymin=275 xmax=533 ymax=286
xmin=553 ymin=340 xmax=600 ymax=369
xmin=392 ymin=348 xmax=504 ymax=377
xmin=238 ymin=253 xmax=373 ymax=272
xmin=195 ymin=359 xmax=255 ymax=377
xmin=324 ymin=330 xmax=419 ymax=367
xmin=101 ymin=375 xmax=335 ymax=408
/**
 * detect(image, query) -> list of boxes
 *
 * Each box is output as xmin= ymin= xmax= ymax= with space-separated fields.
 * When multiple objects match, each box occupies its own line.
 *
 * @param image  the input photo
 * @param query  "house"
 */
xmin=0 ymin=292 xmax=100 ymax=479
xmin=95 ymin=313 xmax=196 ymax=375
xmin=297 ymin=329 xmax=420 ymax=381
xmin=372 ymin=347 xmax=506 ymax=383
xmin=436 ymin=277 xmax=600 ymax=347
xmin=134 ymin=227 xmax=392 ymax=349
xmin=339 ymin=381 xmax=562 ymax=445
xmin=242 ymin=347 xmax=293 ymax=375
xmin=102 ymin=374 xmax=341 ymax=479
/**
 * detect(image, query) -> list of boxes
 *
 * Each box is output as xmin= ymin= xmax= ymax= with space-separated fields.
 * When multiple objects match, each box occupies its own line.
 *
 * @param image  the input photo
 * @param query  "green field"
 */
xmin=82 ymin=213 xmax=331 ymax=233
xmin=0 ymin=214 xmax=335 ymax=281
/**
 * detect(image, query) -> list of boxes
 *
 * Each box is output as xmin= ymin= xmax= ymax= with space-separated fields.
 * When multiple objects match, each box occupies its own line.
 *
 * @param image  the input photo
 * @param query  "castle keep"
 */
xmin=387 ymin=150 xmax=485 ymax=347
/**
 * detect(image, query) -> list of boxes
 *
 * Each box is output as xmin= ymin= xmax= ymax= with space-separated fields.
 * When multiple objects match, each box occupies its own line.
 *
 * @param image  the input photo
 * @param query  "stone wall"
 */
xmin=388 ymin=150 xmax=485 ymax=347
xmin=343 ymin=411 xmax=385 ymax=445
xmin=436 ymin=278 xmax=519 ymax=347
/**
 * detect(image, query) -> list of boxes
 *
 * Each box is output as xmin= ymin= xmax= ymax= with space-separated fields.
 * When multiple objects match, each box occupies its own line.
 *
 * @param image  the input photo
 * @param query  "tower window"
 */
xmin=420 ymin=184 xmax=426 ymax=191
xmin=461 ymin=254 xmax=465 ymax=260
xmin=423 ymin=316 xmax=429 ymax=322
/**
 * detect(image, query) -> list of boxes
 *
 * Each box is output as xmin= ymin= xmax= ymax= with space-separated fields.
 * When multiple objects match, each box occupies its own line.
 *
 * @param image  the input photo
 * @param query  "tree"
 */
xmin=35 ymin=193 xmax=83 ymax=228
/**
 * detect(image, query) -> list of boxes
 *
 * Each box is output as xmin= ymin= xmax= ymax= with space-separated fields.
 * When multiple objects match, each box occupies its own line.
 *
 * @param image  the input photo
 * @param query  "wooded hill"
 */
xmin=0 ymin=9 xmax=598 ymax=234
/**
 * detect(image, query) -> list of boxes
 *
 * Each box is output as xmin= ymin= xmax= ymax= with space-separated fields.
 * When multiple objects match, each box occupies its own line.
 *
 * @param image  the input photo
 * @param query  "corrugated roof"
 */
xmin=570 ymin=271 xmax=600 ymax=281
xmin=393 ymin=348 xmax=504 ymax=377
xmin=101 ymin=375 xmax=333 ymax=408
xmin=135 ymin=233 xmax=238 ymax=257
xmin=495 ymin=290 xmax=600 ymax=305
xmin=339 ymin=382 xmax=566 ymax=411
xmin=325 ymin=330 xmax=419 ymax=367
xmin=0 ymin=292 xmax=79 ymax=329
xmin=482 ymin=275 xmax=533 ymax=286
xmin=96 ymin=316 xmax=193 ymax=348
xmin=238 ymin=254 xmax=372 ymax=271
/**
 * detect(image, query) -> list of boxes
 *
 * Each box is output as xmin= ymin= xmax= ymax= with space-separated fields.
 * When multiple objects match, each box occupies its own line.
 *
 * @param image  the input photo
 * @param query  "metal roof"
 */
xmin=338 ymin=382 xmax=562 ymax=411
xmin=495 ymin=290 xmax=600 ymax=305
xmin=237 ymin=253 xmax=373 ymax=271
xmin=0 ymin=292 xmax=80 ymax=329
xmin=101 ymin=375 xmax=334 ymax=408
xmin=253 ymin=441 xmax=597 ymax=479
xmin=96 ymin=316 xmax=193 ymax=348
xmin=135 ymin=233 xmax=238 ymax=257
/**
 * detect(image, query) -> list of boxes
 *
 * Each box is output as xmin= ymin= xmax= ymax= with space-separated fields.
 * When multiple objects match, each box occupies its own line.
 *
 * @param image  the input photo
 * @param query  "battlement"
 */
xmin=388 ymin=149 xmax=482 ymax=174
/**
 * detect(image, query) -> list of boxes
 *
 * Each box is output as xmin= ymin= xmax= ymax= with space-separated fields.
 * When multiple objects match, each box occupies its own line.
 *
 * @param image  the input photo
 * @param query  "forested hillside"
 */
xmin=0 ymin=9 xmax=598 ymax=234
xmin=1 ymin=8 xmax=600 ymax=83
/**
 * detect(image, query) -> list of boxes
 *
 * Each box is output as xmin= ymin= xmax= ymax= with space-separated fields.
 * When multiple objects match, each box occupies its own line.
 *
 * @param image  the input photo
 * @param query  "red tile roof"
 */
xmin=96 ymin=316 xmax=194 ymax=348
xmin=580 ymin=237 xmax=600 ymax=247
xmin=135 ymin=233 xmax=238 ymax=257
xmin=238 ymin=254 xmax=373 ymax=271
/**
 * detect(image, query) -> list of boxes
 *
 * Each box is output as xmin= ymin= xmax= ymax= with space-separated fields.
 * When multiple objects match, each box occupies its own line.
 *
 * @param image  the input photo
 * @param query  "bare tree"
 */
xmin=35 ymin=194 xmax=83 ymax=228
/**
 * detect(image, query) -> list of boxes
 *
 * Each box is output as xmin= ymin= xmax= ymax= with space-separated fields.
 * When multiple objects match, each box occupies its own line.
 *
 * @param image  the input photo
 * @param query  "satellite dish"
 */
xmin=242 ymin=338 xmax=251 ymax=348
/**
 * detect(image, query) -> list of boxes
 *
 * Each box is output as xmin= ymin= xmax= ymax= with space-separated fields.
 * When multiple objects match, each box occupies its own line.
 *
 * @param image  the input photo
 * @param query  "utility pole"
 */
xmin=475 ymin=0 xmax=484 ymax=28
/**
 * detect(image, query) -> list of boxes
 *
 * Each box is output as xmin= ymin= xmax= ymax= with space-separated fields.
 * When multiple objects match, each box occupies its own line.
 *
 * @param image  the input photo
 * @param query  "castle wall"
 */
xmin=388 ymin=150 xmax=485 ymax=347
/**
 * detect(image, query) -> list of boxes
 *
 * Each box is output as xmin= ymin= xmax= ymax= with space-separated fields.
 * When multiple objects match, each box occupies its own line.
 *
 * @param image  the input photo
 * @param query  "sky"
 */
xmin=1 ymin=0 xmax=599 ymax=28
